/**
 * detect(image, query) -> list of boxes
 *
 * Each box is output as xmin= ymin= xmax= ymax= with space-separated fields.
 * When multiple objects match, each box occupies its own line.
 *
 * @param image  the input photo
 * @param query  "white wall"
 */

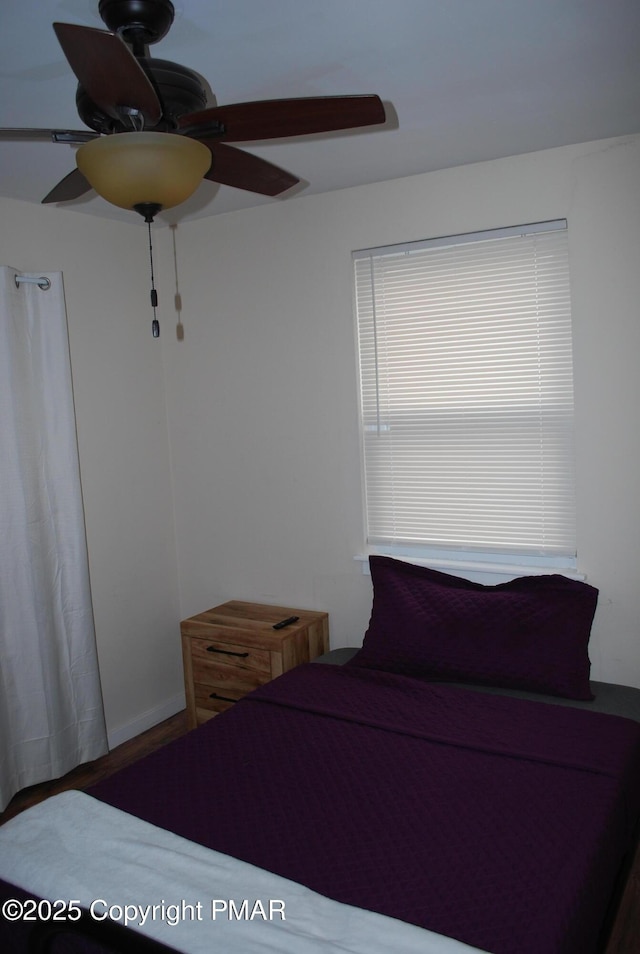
xmin=163 ymin=134 xmax=640 ymax=687
xmin=0 ymin=198 xmax=182 ymax=745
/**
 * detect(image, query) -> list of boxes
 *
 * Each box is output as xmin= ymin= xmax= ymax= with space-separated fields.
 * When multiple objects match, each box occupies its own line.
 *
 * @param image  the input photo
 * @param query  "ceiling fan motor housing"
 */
xmin=84 ymin=2 xmax=207 ymax=133
xmin=76 ymin=58 xmax=208 ymax=134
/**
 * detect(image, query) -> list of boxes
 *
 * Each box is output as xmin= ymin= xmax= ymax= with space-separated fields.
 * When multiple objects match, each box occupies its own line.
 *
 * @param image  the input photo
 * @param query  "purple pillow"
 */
xmin=348 ymin=556 xmax=598 ymax=700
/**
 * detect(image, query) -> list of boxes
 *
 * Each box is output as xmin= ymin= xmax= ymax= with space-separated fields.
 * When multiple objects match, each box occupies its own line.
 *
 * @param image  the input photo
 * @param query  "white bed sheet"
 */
xmin=0 ymin=790 xmax=486 ymax=954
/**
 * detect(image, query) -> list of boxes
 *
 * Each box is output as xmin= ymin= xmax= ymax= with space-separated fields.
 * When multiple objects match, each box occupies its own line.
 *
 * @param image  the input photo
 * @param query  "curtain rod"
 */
xmin=14 ymin=274 xmax=51 ymax=291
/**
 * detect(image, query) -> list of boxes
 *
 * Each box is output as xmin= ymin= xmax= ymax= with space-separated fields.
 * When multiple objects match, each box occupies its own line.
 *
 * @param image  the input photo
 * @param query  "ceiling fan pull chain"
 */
xmin=146 ymin=219 xmax=160 ymax=337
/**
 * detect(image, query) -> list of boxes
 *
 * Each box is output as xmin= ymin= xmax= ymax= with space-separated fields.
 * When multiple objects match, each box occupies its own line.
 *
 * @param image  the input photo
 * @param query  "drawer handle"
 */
xmin=206 ymin=646 xmax=249 ymax=658
xmin=209 ymin=691 xmax=238 ymax=703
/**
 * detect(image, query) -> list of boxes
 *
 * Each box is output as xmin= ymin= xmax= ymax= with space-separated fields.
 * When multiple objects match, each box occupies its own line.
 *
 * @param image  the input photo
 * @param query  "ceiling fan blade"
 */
xmin=0 ymin=128 xmax=97 ymax=143
xmin=202 ymin=142 xmax=298 ymax=196
xmin=42 ymin=168 xmax=92 ymax=204
xmin=53 ymin=23 xmax=162 ymax=124
xmin=180 ymin=94 xmax=386 ymax=142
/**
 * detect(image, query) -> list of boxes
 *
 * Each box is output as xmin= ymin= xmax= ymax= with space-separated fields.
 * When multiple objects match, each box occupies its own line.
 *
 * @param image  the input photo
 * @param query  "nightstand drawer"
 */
xmin=191 ymin=656 xmax=269 ymax=692
xmin=194 ymin=682 xmax=244 ymax=718
xmin=190 ymin=637 xmax=271 ymax=676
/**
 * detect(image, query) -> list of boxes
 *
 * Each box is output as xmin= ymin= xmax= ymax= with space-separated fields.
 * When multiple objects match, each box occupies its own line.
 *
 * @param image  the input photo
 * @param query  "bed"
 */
xmin=1 ymin=556 xmax=640 ymax=954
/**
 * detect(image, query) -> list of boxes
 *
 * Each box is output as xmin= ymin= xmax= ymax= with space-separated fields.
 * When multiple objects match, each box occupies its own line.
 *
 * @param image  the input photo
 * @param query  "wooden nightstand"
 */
xmin=181 ymin=600 xmax=329 ymax=728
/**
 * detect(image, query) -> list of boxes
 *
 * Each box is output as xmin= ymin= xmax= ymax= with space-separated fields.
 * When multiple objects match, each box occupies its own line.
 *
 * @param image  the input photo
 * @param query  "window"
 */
xmin=353 ymin=220 xmax=576 ymax=572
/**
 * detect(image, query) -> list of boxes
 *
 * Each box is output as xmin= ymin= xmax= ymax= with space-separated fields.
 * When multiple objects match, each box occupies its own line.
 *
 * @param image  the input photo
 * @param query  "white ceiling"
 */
xmin=1 ymin=0 xmax=639 ymax=226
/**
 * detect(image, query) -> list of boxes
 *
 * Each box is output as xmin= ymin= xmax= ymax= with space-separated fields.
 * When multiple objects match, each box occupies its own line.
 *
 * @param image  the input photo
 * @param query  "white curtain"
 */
xmin=0 ymin=267 xmax=107 ymax=812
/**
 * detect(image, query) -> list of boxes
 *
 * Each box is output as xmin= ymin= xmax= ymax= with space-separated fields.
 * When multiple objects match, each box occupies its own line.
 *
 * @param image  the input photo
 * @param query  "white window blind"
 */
xmin=353 ymin=220 xmax=576 ymax=561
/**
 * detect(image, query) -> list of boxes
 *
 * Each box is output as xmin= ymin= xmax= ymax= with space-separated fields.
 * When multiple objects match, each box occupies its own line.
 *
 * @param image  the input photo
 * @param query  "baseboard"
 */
xmin=107 ymin=693 xmax=186 ymax=750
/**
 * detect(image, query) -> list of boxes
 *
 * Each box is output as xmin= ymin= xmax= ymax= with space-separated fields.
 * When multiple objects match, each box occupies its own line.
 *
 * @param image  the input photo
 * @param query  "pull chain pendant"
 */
xmin=146 ymin=218 xmax=160 ymax=338
xmin=134 ymin=203 xmax=163 ymax=338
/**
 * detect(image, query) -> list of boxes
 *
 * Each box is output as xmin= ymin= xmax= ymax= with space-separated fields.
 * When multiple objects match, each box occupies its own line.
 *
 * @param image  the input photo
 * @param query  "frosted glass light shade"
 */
xmin=76 ymin=132 xmax=211 ymax=211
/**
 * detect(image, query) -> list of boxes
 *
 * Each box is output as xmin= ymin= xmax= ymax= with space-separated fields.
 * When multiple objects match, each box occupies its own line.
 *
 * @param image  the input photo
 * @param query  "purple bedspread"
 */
xmin=85 ymin=663 xmax=640 ymax=954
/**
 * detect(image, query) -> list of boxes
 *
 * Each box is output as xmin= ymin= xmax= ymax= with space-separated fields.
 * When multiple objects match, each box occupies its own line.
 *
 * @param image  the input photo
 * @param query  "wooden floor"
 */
xmin=0 ymin=709 xmax=190 ymax=826
xmin=1 ymin=709 xmax=638 ymax=952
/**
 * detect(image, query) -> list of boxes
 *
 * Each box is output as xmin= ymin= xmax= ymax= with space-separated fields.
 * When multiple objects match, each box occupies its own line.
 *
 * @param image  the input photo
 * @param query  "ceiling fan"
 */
xmin=0 ymin=0 xmax=387 ymax=220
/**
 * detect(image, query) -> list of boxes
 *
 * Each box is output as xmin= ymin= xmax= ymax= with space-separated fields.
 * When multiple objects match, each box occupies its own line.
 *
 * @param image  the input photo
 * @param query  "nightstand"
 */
xmin=181 ymin=600 xmax=330 ymax=728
